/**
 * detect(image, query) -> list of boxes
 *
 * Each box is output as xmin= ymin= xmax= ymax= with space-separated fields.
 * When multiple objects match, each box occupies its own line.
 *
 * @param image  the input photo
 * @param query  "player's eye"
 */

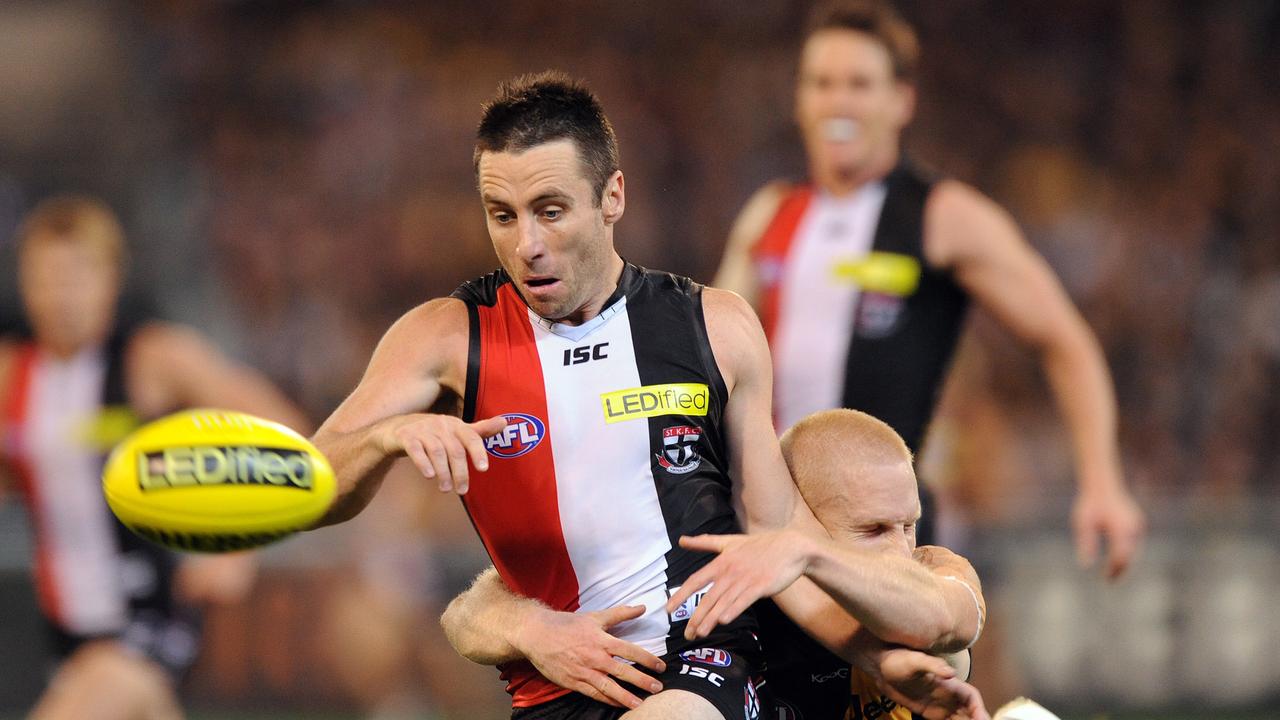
xmin=542 ymin=208 xmax=562 ymax=220
xmin=492 ymin=211 xmax=513 ymax=224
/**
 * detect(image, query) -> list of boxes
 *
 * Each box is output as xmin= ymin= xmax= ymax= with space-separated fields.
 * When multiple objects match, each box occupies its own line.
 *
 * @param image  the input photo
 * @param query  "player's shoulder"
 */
xmin=925 ymin=180 xmax=1021 ymax=267
xmin=127 ymin=320 xmax=217 ymax=366
xmin=386 ymin=297 xmax=469 ymax=346
xmin=450 ymin=268 xmax=511 ymax=308
xmin=731 ymin=180 xmax=801 ymax=237
xmin=701 ymin=286 xmax=758 ymax=324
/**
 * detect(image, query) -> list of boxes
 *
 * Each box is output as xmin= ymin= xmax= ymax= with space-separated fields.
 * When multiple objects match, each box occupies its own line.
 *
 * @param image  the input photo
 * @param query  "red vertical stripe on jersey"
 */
xmin=751 ymin=186 xmax=813 ymax=344
xmin=464 ymin=283 xmax=578 ymax=707
xmin=3 ymin=346 xmax=65 ymax=626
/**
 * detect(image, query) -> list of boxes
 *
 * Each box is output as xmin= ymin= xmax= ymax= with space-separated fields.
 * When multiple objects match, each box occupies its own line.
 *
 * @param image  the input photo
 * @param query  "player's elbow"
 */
xmin=439 ymin=598 xmax=487 ymax=664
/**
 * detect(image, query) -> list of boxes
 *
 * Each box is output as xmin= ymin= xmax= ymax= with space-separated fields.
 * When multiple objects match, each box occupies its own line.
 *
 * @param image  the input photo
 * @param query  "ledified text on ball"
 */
xmin=137 ymin=446 xmax=315 ymax=491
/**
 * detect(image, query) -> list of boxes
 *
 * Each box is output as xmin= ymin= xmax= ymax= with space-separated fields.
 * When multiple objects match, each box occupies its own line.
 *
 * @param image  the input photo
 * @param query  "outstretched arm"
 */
xmin=926 ymin=181 xmax=1144 ymax=579
xmin=440 ymin=568 xmax=666 ymax=709
xmin=711 ymin=182 xmax=790 ymax=307
xmin=676 ymin=530 xmax=984 ymax=654
xmin=308 ymin=299 xmax=506 ymax=526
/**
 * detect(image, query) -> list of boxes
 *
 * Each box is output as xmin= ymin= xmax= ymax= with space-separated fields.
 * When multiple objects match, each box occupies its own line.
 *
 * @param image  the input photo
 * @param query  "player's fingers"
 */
xmin=1106 ymin=526 xmax=1141 ymax=580
xmin=607 ymin=658 xmax=663 ymax=694
xmin=678 ymin=534 xmax=734 ymax=553
xmin=594 ymin=604 xmax=646 ymax=629
xmin=1073 ymin=520 xmax=1099 ymax=570
xmin=683 ymin=581 xmax=725 ymax=639
xmin=471 ymin=415 xmax=509 ymax=438
xmin=593 ymin=675 xmax=643 ymax=710
xmin=440 ymin=431 xmax=471 ymax=494
xmin=689 ymin=581 xmax=737 ymax=638
xmin=403 ymin=438 xmax=436 ymax=480
xmin=606 ymin=637 xmax=666 ymax=673
xmin=423 ymin=436 xmax=453 ymax=492
xmin=460 ymin=426 xmax=491 ymax=473
xmin=573 ymin=681 xmax=624 ymax=709
xmin=666 ymin=568 xmax=714 ymax=614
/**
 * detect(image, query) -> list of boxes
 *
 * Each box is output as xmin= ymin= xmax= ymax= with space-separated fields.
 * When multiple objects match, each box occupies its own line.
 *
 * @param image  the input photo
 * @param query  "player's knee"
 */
xmin=621 ymin=689 xmax=725 ymax=720
xmin=69 ymin=642 xmax=175 ymax=713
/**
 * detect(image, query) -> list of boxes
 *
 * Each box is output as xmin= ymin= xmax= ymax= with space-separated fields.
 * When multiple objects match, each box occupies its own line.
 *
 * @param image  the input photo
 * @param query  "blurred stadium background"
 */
xmin=1 ymin=0 xmax=1278 ymax=718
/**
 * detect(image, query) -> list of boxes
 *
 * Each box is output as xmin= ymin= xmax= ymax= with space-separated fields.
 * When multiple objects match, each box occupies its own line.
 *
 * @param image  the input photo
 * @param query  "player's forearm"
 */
xmin=441 ymin=568 xmax=543 ymax=665
xmin=309 ymin=419 xmax=400 ymax=527
xmin=803 ymin=539 xmax=976 ymax=653
xmin=1040 ymin=321 xmax=1124 ymax=494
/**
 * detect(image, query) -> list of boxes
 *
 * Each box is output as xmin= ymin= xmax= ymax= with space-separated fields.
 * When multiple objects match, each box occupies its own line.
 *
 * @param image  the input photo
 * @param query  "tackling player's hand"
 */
xmin=510 ymin=604 xmax=666 ymax=709
xmin=1072 ymin=483 xmax=1145 ymax=580
xmin=379 ymin=413 xmax=507 ymax=494
xmin=867 ymin=646 xmax=990 ymax=720
xmin=668 ymin=530 xmax=812 ymax=640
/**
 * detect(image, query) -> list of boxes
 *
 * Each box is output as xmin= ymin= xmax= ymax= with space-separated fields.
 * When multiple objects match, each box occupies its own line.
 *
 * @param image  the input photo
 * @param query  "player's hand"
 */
xmin=868 ymin=646 xmax=990 ymax=720
xmin=668 ymin=530 xmax=812 ymax=640
xmin=380 ymin=413 xmax=507 ymax=495
xmin=1072 ymin=483 xmax=1145 ymax=580
xmin=510 ymin=604 xmax=666 ymax=709
xmin=175 ymin=551 xmax=257 ymax=605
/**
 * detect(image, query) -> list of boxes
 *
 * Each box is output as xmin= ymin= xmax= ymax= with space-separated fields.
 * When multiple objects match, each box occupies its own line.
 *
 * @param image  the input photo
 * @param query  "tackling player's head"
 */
xmin=475 ymin=72 xmax=626 ymax=325
xmin=16 ymin=195 xmax=125 ymax=357
xmin=795 ymin=1 xmax=918 ymax=194
xmin=781 ymin=409 xmax=920 ymax=557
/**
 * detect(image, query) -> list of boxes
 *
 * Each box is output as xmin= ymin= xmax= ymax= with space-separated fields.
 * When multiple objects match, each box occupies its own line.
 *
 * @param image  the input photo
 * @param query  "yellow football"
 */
xmin=102 ymin=409 xmax=335 ymax=552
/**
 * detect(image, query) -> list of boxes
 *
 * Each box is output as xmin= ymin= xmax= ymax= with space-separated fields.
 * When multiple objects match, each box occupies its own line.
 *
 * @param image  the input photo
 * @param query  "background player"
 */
xmin=0 ymin=195 xmax=310 ymax=720
xmin=712 ymin=0 xmax=1144 ymax=577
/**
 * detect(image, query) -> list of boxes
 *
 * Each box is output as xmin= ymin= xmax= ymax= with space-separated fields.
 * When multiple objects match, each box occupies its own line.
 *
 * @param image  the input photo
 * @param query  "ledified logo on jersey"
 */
xmin=600 ymin=383 xmax=709 ymax=424
xmin=657 ymin=425 xmax=702 ymax=474
xmin=484 ymin=413 xmax=545 ymax=459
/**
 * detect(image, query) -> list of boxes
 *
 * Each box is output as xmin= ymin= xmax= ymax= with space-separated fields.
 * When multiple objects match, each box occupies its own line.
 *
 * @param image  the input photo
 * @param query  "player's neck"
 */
xmin=815 ymin=146 xmax=899 ymax=197
xmin=556 ymin=253 xmax=626 ymax=327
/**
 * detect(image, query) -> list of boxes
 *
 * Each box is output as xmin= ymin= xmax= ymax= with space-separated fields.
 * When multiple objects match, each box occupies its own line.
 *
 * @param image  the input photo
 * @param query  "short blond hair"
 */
xmin=17 ymin=195 xmax=126 ymax=268
xmin=780 ymin=409 xmax=913 ymax=517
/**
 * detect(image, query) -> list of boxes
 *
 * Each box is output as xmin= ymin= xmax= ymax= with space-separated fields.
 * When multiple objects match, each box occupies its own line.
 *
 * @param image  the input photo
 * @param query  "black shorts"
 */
xmin=45 ymin=533 xmax=202 ymax=680
xmin=46 ymin=606 xmax=203 ymax=680
xmin=511 ymin=638 xmax=766 ymax=720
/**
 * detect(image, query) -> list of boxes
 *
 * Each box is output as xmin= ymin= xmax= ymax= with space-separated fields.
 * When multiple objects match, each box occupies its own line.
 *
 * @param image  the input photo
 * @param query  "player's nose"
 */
xmin=515 ymin=219 xmax=546 ymax=263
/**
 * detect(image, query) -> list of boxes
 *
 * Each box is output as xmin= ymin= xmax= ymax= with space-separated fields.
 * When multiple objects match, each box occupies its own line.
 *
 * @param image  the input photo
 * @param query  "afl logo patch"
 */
xmin=657 ymin=425 xmax=702 ymax=474
xmin=484 ymin=413 xmax=545 ymax=459
xmin=680 ymin=647 xmax=732 ymax=668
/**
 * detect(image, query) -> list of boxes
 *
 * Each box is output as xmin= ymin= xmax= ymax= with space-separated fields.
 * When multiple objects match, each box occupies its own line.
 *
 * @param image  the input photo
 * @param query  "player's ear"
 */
xmin=601 ymin=170 xmax=625 ymax=225
xmin=893 ymin=81 xmax=917 ymax=129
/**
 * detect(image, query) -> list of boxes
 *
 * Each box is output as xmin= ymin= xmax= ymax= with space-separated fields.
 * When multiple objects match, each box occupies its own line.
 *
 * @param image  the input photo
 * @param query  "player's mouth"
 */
xmin=821 ymin=117 xmax=859 ymax=143
xmin=523 ymin=276 xmax=561 ymax=297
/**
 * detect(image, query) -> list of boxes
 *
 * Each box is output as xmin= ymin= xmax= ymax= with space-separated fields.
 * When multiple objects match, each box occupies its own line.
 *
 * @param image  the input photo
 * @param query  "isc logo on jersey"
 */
xmin=484 ymin=413 xmax=545 ymax=459
xmin=680 ymin=648 xmax=732 ymax=667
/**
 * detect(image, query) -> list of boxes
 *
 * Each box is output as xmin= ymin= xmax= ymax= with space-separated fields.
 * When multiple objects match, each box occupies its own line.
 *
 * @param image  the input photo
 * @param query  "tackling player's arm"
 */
xmin=925 ymin=181 xmax=1144 ymax=579
xmin=677 ymin=530 xmax=984 ymax=654
xmin=440 ymin=567 xmax=666 ymax=709
xmin=310 ymin=298 xmax=507 ymax=527
xmin=710 ymin=182 xmax=790 ymax=308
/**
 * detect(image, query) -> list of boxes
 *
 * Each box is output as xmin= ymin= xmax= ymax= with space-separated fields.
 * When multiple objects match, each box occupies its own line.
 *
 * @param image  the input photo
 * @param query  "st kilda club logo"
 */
xmin=657 ymin=425 xmax=702 ymax=474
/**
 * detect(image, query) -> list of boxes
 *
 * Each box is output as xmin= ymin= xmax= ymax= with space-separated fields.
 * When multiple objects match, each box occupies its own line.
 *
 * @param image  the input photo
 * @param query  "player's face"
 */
xmin=795 ymin=30 xmax=914 ymax=187
xmin=19 ymin=237 xmax=120 ymax=357
xmin=823 ymin=458 xmax=920 ymax=557
xmin=479 ymin=139 xmax=625 ymax=325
